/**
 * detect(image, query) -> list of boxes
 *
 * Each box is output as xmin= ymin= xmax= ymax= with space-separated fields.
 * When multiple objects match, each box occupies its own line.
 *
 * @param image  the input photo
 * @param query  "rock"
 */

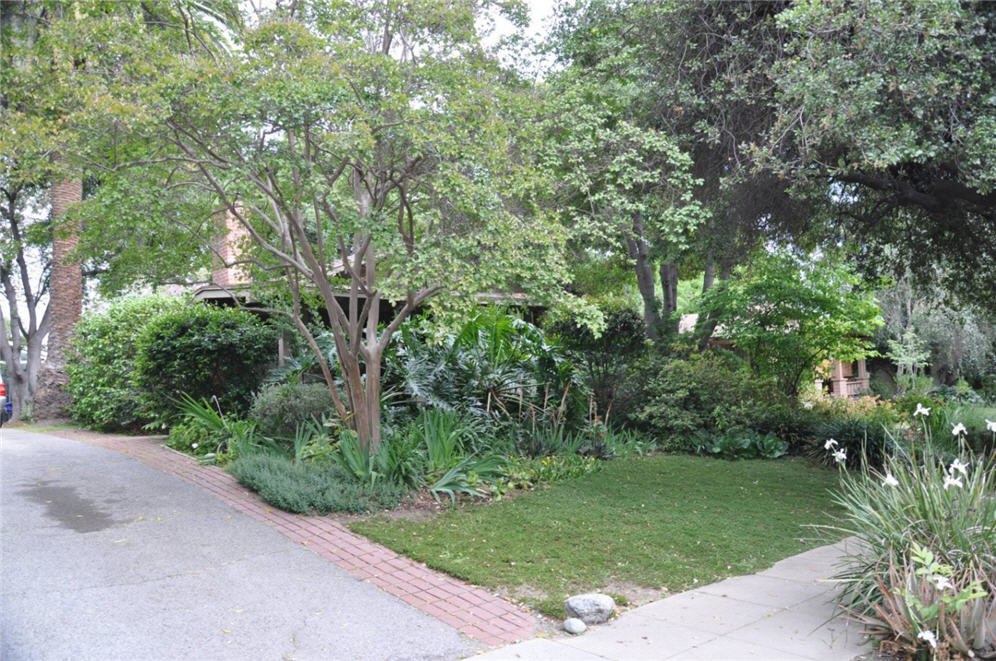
xmin=563 ymin=618 xmax=587 ymax=635
xmin=564 ymin=593 xmax=615 ymax=625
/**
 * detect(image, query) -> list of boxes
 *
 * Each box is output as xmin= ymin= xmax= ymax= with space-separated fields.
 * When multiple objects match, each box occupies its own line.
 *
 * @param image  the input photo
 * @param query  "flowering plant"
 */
xmin=820 ymin=430 xmax=996 ymax=658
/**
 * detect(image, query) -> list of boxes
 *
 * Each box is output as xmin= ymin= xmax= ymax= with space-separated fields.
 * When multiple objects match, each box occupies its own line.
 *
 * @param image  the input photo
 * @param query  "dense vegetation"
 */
xmin=4 ymin=1 xmax=995 ymax=656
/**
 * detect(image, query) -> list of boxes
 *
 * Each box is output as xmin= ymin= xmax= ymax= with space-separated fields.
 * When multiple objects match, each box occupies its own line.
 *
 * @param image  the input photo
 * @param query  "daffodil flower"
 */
xmin=882 ymin=472 xmax=899 ymax=487
xmin=949 ymin=458 xmax=969 ymax=478
xmin=918 ymin=630 xmax=938 ymax=649
xmin=832 ymin=448 xmax=847 ymax=464
xmin=943 ymin=474 xmax=964 ymax=490
xmin=824 ymin=438 xmax=838 ymax=450
xmin=986 ymin=419 xmax=996 ymax=433
xmin=914 ymin=403 xmax=931 ymax=417
xmin=952 ymin=422 xmax=967 ymax=436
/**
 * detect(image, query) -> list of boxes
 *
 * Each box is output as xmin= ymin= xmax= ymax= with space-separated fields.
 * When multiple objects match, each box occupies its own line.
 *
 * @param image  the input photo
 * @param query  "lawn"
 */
xmin=351 ymin=454 xmax=845 ymax=616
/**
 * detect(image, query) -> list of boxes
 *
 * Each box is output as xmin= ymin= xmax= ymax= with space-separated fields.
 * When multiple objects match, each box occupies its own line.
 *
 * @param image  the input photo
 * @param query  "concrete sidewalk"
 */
xmin=474 ymin=541 xmax=872 ymax=660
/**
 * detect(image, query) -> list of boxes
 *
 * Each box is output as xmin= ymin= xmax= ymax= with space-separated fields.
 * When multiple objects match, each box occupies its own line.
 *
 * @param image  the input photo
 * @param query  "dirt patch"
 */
xmin=599 ymin=580 xmax=669 ymax=609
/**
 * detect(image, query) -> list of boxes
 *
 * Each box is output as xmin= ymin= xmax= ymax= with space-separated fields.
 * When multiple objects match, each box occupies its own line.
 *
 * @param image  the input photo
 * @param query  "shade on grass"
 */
xmin=351 ymin=455 xmax=844 ymax=616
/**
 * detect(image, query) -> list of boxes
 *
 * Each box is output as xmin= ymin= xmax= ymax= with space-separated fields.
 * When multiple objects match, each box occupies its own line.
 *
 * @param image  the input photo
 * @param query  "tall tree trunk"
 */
xmin=626 ymin=212 xmax=661 ymax=340
xmin=33 ymin=171 xmax=83 ymax=419
xmin=659 ymin=260 xmax=679 ymax=336
xmin=695 ymin=260 xmax=734 ymax=350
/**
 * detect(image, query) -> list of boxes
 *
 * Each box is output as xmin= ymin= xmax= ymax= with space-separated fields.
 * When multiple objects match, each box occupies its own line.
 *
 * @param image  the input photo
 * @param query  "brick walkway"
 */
xmin=55 ymin=430 xmax=538 ymax=647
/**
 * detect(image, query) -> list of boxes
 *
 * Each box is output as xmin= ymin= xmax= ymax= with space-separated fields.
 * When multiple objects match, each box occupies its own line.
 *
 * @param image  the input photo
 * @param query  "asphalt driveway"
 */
xmin=1 ymin=428 xmax=474 ymax=661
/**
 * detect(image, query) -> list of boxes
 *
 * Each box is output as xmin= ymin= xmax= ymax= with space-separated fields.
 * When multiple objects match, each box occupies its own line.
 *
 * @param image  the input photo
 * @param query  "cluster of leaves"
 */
xmin=135 ymin=304 xmax=277 ymax=424
xmin=67 ymin=295 xmax=186 ymax=429
xmin=695 ymin=430 xmax=788 ymax=461
xmin=390 ymin=310 xmax=588 ymax=432
xmin=248 ymin=382 xmax=337 ymax=440
xmin=699 ymin=251 xmax=882 ymax=397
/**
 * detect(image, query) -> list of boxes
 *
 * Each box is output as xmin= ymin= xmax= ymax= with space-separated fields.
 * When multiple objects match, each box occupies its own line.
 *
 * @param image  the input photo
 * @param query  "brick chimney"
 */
xmin=212 ymin=209 xmax=251 ymax=287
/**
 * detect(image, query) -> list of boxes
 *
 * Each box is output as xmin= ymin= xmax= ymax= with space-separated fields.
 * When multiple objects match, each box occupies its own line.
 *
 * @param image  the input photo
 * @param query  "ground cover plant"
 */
xmin=351 ymin=454 xmax=843 ymax=616
xmin=228 ymin=453 xmax=406 ymax=515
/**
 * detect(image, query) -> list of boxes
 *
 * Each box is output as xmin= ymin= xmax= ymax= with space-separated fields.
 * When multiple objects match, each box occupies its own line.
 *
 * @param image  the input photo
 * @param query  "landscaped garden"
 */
xmin=5 ymin=1 xmax=996 ymax=658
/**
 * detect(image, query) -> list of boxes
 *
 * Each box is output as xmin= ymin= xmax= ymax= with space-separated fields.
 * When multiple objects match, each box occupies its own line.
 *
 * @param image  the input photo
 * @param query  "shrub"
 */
xmin=552 ymin=307 xmax=647 ymax=419
xmin=167 ymin=395 xmax=279 ymax=463
xmin=390 ymin=310 xmax=588 ymax=432
xmin=249 ymin=382 xmax=336 ymax=439
xmin=135 ymin=305 xmax=277 ymax=424
xmin=627 ymin=351 xmax=768 ymax=449
xmin=696 ymin=429 xmax=788 ymax=460
xmin=821 ymin=441 xmax=996 ymax=658
xmin=67 ymin=295 xmax=186 ymax=429
xmin=228 ymin=453 xmax=406 ymax=514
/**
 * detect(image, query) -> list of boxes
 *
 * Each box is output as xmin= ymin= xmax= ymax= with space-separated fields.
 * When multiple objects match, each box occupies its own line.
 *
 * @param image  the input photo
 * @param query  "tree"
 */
xmin=0 ymin=0 xmax=239 ymax=420
xmin=698 ymin=250 xmax=882 ymax=397
xmin=546 ymin=78 xmax=705 ymax=338
xmin=549 ymin=0 xmax=814 ymax=325
xmin=762 ymin=0 xmax=996 ymax=310
xmin=88 ymin=1 xmax=586 ymax=451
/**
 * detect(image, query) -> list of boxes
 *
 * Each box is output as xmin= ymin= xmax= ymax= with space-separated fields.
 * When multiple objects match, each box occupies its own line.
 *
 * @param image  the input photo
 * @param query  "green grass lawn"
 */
xmin=351 ymin=454 xmax=845 ymax=616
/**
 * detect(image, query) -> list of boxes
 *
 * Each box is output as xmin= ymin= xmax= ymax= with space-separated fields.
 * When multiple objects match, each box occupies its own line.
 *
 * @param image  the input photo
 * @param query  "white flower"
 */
xmin=824 ymin=438 xmax=838 ymax=450
xmin=949 ymin=458 xmax=969 ymax=478
xmin=943 ymin=474 xmax=964 ymax=490
xmin=986 ymin=419 xmax=996 ymax=433
xmin=882 ymin=472 xmax=899 ymax=487
xmin=914 ymin=403 xmax=931 ymax=417
xmin=191 ymin=442 xmax=199 ymax=449
xmin=918 ymin=630 xmax=938 ymax=649
xmin=952 ymin=422 xmax=967 ymax=436
xmin=933 ymin=576 xmax=954 ymax=591
xmin=833 ymin=448 xmax=847 ymax=464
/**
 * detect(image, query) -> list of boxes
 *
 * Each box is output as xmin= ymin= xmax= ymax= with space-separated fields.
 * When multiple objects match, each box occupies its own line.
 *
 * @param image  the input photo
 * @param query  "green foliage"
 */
xmin=392 ymin=311 xmax=588 ymax=431
xmin=248 ymin=382 xmax=336 ymax=440
xmin=496 ymin=454 xmax=601 ymax=493
xmin=765 ymin=1 xmax=996 ymax=309
xmin=167 ymin=394 xmax=275 ymax=464
xmin=134 ymin=305 xmax=277 ymax=424
xmin=67 ymin=294 xmax=186 ymax=430
xmin=699 ymin=251 xmax=882 ymax=397
xmin=228 ymin=454 xmax=406 ymax=515
xmin=629 ymin=351 xmax=765 ymax=448
xmin=697 ymin=430 xmax=788 ymax=461
xmin=821 ymin=443 xmax=996 ymax=657
xmin=552 ymin=307 xmax=647 ymax=420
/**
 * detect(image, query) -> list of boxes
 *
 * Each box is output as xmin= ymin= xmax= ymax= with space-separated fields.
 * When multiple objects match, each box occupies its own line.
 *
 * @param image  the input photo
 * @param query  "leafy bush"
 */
xmin=821 ymin=441 xmax=996 ymax=658
xmin=249 ymin=382 xmax=336 ymax=439
xmin=496 ymin=454 xmax=601 ymax=494
xmin=228 ymin=453 xmax=406 ymax=514
xmin=167 ymin=395 xmax=279 ymax=463
xmin=390 ymin=310 xmax=588 ymax=432
xmin=135 ymin=305 xmax=277 ymax=424
xmin=67 ymin=295 xmax=186 ymax=429
xmin=552 ymin=307 xmax=647 ymax=419
xmin=627 ymin=351 xmax=768 ymax=449
xmin=697 ymin=429 xmax=789 ymax=460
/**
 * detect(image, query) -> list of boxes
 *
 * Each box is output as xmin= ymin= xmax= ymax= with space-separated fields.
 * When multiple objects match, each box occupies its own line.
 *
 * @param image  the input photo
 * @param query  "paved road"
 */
xmin=1 ymin=428 xmax=474 ymax=661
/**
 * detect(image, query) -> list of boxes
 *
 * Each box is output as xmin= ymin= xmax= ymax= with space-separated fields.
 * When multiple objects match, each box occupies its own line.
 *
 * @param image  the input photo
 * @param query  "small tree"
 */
xmin=699 ymin=251 xmax=882 ymax=397
xmin=84 ymin=2 xmax=588 ymax=451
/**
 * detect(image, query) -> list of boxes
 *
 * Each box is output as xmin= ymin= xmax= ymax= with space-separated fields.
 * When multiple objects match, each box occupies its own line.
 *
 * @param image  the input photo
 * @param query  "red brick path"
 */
xmin=59 ymin=431 xmax=538 ymax=647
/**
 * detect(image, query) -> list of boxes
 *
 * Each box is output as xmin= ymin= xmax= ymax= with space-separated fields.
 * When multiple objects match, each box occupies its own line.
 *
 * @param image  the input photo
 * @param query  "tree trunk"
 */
xmin=625 ymin=213 xmax=661 ymax=340
xmin=659 ymin=260 xmax=679 ymax=336
xmin=695 ymin=260 xmax=734 ymax=350
xmin=33 ymin=172 xmax=83 ymax=420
